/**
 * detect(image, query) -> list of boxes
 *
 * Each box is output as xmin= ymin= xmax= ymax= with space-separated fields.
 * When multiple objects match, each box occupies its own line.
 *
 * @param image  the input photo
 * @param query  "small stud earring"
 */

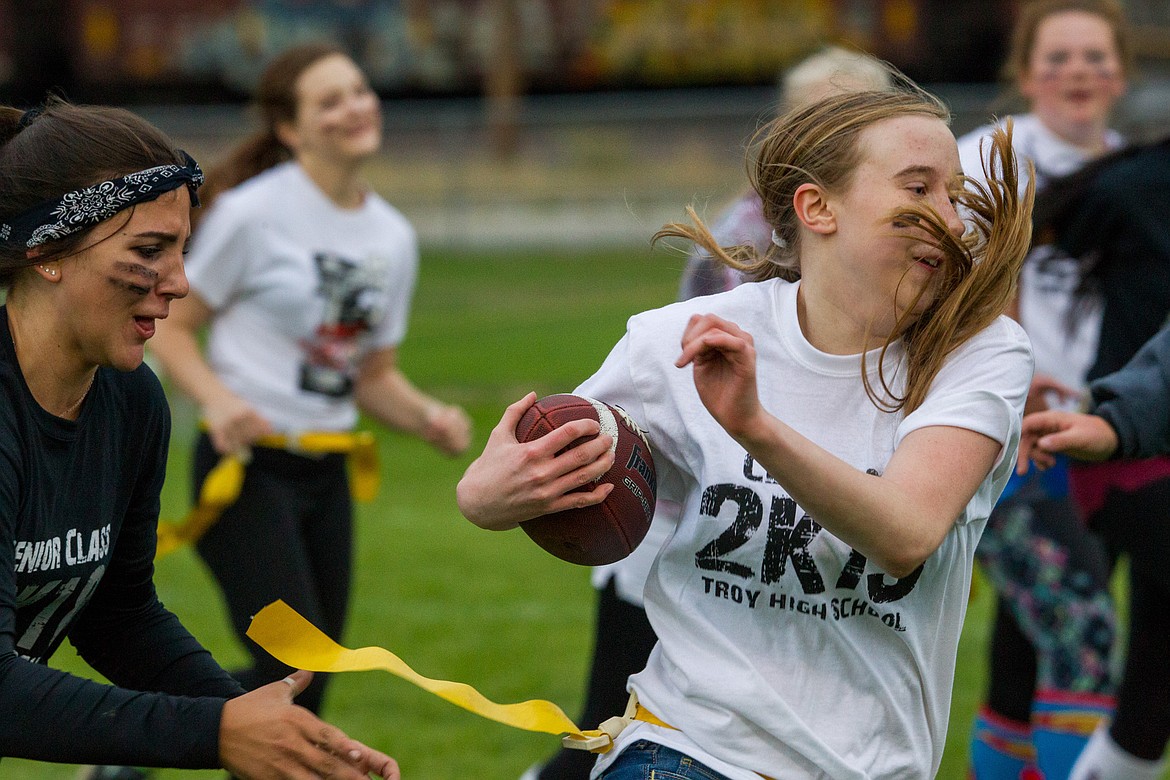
xmin=43 ymin=267 xmax=55 ymax=276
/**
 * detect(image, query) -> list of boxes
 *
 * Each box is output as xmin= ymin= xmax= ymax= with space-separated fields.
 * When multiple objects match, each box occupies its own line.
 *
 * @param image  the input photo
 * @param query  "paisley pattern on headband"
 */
xmin=0 ymin=152 xmax=203 ymax=249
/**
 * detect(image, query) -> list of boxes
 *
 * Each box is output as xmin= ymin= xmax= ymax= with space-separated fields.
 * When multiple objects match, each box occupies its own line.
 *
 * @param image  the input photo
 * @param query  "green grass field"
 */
xmin=2 ymin=246 xmax=1043 ymax=779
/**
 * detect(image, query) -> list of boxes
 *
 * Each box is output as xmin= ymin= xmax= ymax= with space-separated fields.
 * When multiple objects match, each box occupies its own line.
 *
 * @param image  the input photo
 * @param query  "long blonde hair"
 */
xmin=655 ymin=82 xmax=1034 ymax=414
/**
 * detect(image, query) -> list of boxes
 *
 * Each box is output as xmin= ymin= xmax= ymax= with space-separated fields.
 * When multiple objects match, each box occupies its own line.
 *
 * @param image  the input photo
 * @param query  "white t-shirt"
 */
xmin=578 ymin=279 xmax=1032 ymax=780
xmin=958 ymin=114 xmax=1121 ymax=402
xmin=597 ymin=192 xmax=769 ymax=605
xmin=590 ymin=499 xmax=680 ymax=606
xmin=183 ymin=162 xmax=418 ymax=432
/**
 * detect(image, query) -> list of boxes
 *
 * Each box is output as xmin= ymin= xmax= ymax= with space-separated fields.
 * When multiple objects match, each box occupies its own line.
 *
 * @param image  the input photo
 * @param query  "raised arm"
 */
xmin=676 ymin=313 xmax=1005 ymax=578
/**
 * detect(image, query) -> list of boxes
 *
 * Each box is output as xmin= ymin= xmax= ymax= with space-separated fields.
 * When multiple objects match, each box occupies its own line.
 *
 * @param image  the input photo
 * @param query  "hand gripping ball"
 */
xmin=515 ymin=394 xmax=657 ymax=565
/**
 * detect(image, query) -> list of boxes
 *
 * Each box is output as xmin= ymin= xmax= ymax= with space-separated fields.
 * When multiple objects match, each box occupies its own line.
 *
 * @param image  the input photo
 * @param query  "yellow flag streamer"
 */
xmin=156 ymin=455 xmax=245 ymax=558
xmin=246 ymin=600 xmax=611 ymax=745
xmin=155 ymin=431 xmax=380 ymax=559
xmin=247 ymin=602 xmax=777 ymax=778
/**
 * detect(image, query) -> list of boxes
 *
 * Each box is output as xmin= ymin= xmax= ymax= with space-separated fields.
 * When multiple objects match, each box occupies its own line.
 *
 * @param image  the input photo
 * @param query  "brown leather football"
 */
xmin=515 ymin=394 xmax=656 ymax=566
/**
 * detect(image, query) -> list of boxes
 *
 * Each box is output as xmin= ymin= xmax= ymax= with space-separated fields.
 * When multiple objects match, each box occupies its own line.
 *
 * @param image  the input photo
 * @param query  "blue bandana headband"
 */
xmin=0 ymin=151 xmax=203 ymax=249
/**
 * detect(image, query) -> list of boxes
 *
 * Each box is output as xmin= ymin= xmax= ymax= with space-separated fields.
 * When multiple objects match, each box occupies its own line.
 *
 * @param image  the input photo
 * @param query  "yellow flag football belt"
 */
xmin=155 ymin=430 xmax=379 ymax=558
xmin=247 ymin=600 xmax=635 ymax=753
xmin=247 ymin=600 xmax=778 ymax=779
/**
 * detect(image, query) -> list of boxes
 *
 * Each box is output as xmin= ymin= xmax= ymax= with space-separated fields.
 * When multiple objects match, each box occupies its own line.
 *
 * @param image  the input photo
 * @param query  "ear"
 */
xmin=1018 ymin=73 xmax=1038 ymax=103
xmin=30 ymin=258 xmax=62 ymax=283
xmin=792 ymin=182 xmax=837 ymax=236
xmin=274 ymin=120 xmax=299 ymax=154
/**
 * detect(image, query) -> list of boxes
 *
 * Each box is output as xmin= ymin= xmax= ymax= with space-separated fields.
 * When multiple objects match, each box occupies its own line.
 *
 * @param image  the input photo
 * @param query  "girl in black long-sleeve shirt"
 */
xmin=0 ymin=97 xmax=397 ymax=779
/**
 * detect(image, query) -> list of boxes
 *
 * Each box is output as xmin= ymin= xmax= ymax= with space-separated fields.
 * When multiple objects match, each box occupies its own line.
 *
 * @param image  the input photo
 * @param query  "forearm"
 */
xmin=71 ymin=604 xmax=243 ymax=700
xmin=0 ymin=651 xmax=225 ymax=768
xmin=356 ymin=367 xmax=442 ymax=437
xmin=1089 ymin=330 xmax=1170 ymax=459
xmin=148 ymin=325 xmax=237 ymax=411
xmin=734 ymin=420 xmax=933 ymax=576
xmin=735 ymin=416 xmax=994 ymax=578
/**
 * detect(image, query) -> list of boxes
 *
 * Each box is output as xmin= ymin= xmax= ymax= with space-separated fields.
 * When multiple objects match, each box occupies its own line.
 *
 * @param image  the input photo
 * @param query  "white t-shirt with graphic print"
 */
xmin=182 ymin=161 xmax=418 ymax=433
xmin=578 ymin=279 xmax=1032 ymax=780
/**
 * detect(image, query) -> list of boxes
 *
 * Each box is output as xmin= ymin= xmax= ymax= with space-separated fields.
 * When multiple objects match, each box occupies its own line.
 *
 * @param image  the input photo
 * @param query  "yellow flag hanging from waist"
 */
xmin=155 ymin=431 xmax=380 ymax=559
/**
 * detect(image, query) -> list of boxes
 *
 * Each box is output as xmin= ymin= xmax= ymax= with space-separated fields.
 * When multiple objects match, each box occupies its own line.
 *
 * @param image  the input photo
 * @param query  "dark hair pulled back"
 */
xmin=0 ymin=96 xmax=189 ymax=287
xmin=197 ymin=42 xmax=347 ymax=212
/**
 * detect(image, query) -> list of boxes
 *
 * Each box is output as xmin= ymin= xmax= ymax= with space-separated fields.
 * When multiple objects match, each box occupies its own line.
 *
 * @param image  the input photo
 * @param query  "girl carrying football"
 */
xmin=456 ymin=73 xmax=1034 ymax=779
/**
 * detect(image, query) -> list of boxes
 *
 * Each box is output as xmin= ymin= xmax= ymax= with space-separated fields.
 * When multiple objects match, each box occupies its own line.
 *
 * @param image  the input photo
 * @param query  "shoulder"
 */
xmin=930 ymin=315 xmax=1033 ymax=406
xmin=209 ymin=164 xmax=294 ymax=218
xmin=956 ymin=120 xmax=997 ymax=150
xmin=956 ymin=117 xmax=1011 ymax=152
xmin=949 ymin=315 xmax=1031 ymax=364
xmin=631 ymin=278 xmax=780 ymax=330
xmin=624 ymin=280 xmax=785 ymax=363
xmin=957 ymin=115 xmax=1033 ymax=167
xmin=363 ymin=193 xmax=416 ymax=236
xmin=0 ymin=353 xmax=24 ymax=443
xmin=191 ymin=166 xmax=298 ymax=255
xmin=1095 ymin=140 xmax=1170 ymax=190
xmin=200 ymin=173 xmax=277 ymax=229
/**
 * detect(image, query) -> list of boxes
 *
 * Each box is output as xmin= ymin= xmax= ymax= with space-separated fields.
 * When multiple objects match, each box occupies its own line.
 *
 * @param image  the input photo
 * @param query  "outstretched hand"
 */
xmin=676 ymin=313 xmax=765 ymax=442
xmin=1015 ymin=409 xmax=1119 ymax=475
xmin=219 ymin=670 xmax=399 ymax=780
xmin=456 ymin=392 xmax=615 ymax=530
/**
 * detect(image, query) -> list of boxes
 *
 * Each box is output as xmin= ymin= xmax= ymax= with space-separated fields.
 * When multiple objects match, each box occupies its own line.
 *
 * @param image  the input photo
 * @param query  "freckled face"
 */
xmin=826 ymin=114 xmax=965 ymax=332
xmin=1020 ymin=10 xmax=1126 ymax=141
xmin=57 ymin=188 xmax=191 ymax=372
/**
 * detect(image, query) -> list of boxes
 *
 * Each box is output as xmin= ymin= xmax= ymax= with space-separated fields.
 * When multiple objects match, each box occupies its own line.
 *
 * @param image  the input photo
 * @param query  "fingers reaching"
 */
xmin=220 ymin=679 xmax=399 ymax=780
xmin=1016 ymin=409 xmax=1120 ymax=474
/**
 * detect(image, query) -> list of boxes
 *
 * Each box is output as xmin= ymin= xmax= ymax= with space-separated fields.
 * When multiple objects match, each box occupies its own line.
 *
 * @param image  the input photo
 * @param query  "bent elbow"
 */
xmin=872 ymin=537 xmax=937 ymax=579
xmin=878 ymin=554 xmax=929 ymax=581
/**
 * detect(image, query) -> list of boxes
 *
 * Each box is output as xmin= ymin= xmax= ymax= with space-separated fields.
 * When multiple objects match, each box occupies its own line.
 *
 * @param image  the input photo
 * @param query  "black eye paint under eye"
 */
xmin=111 ymin=261 xmax=159 ymax=296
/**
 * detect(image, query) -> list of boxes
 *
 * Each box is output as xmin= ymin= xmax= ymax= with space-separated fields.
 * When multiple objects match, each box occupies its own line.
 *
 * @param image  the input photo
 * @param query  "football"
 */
xmin=515 ymin=394 xmax=657 ymax=566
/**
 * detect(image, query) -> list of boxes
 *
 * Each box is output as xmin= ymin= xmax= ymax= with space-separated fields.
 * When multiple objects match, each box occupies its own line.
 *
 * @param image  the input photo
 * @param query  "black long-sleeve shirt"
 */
xmin=1054 ymin=139 xmax=1170 ymax=383
xmin=0 ymin=307 xmax=243 ymax=767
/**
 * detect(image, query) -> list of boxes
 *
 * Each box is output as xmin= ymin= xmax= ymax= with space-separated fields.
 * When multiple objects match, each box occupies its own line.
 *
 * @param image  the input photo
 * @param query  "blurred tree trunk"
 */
xmin=484 ymin=0 xmax=523 ymax=160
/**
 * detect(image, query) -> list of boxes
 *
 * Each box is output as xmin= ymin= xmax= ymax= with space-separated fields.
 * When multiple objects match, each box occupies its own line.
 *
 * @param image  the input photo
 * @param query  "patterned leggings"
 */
xmin=975 ymin=474 xmax=1116 ymax=721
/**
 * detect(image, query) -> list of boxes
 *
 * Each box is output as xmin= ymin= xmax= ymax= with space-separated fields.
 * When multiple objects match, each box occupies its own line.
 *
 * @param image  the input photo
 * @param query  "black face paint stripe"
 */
xmin=111 ymin=262 xmax=158 ymax=295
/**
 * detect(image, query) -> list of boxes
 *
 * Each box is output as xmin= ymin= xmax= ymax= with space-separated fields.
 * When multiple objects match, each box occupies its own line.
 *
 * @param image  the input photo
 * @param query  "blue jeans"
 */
xmin=598 ymin=740 xmax=732 ymax=780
